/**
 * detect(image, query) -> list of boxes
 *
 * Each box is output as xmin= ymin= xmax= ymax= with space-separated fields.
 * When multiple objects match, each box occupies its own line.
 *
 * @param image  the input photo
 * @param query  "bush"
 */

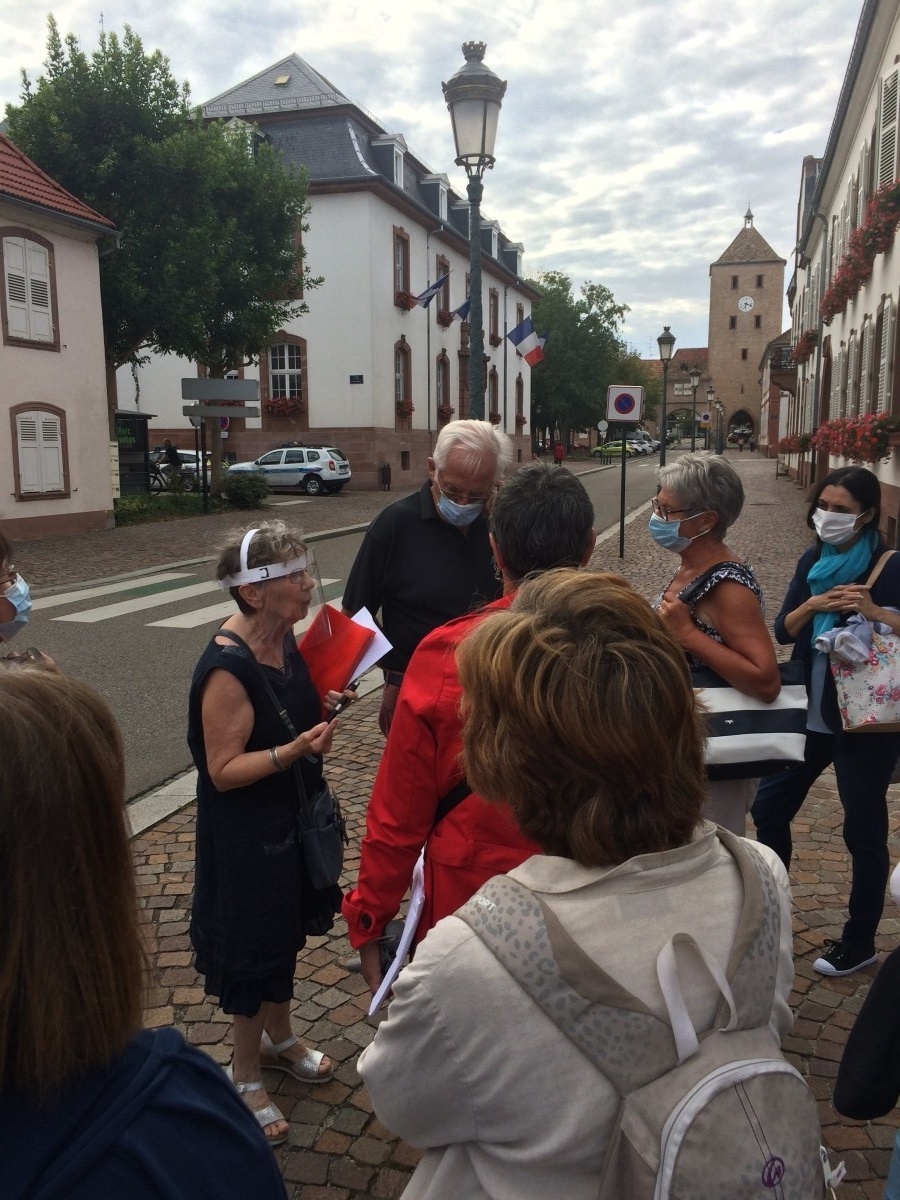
xmin=221 ymin=468 xmax=271 ymax=509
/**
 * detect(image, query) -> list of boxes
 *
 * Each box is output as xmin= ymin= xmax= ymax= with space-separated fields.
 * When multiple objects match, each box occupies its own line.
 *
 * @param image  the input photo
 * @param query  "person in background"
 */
xmin=0 ymin=667 xmax=288 ymax=1200
xmin=752 ymin=466 xmax=900 ymax=977
xmin=162 ymin=438 xmax=182 ymax=470
xmin=358 ymin=569 xmax=794 ymax=1199
xmin=342 ymin=420 xmax=511 ymax=735
xmin=342 ymin=463 xmax=596 ymax=995
xmin=553 ymin=441 xmax=566 ymax=465
xmin=189 ymin=523 xmax=346 ymax=1148
xmin=651 ymin=452 xmax=780 ymax=834
xmin=0 ymin=530 xmax=32 ymax=643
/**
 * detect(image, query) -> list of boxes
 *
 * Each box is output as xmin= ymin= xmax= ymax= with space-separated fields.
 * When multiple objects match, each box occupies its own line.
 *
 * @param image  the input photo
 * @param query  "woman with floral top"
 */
xmin=651 ymin=452 xmax=780 ymax=835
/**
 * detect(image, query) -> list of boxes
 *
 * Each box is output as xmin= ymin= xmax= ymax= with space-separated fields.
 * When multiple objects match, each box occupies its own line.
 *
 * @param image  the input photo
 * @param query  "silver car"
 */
xmin=227 ymin=445 xmax=351 ymax=495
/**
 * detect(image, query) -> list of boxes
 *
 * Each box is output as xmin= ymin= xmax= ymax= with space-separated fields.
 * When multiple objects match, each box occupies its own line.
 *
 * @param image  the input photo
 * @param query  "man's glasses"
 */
xmin=437 ymin=473 xmax=497 ymax=506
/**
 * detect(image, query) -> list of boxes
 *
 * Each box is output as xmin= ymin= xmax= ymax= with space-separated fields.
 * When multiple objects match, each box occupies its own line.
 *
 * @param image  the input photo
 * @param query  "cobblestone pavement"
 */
xmin=41 ymin=457 xmax=900 ymax=1195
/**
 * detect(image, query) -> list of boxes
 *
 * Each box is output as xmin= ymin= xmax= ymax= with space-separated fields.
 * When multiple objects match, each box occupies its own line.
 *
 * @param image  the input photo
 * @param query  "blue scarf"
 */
xmin=807 ymin=528 xmax=877 ymax=646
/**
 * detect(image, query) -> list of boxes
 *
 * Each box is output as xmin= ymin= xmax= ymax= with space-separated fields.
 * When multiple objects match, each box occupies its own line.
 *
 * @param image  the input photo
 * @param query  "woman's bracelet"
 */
xmin=269 ymin=746 xmax=289 ymax=772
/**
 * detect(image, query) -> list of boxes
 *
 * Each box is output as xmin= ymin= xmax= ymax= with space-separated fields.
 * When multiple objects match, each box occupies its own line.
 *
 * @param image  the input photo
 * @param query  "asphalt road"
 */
xmin=24 ymin=455 xmax=661 ymax=798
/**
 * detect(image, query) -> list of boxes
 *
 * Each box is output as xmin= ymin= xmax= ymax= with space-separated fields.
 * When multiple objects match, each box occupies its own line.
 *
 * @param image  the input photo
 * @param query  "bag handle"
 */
xmin=656 ymin=932 xmax=739 ymax=1063
xmin=865 ymin=550 xmax=896 ymax=590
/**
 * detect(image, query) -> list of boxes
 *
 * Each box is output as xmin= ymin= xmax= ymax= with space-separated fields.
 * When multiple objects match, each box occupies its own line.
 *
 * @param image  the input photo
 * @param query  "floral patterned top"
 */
xmin=653 ymin=560 xmax=764 ymax=670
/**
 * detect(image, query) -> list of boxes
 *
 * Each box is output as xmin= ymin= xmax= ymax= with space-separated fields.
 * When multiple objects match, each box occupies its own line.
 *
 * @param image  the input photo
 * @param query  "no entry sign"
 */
xmin=606 ymin=385 xmax=644 ymax=423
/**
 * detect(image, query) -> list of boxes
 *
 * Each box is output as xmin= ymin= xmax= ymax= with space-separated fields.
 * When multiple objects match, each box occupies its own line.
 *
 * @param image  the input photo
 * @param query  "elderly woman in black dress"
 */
xmin=189 ymin=522 xmax=347 ymax=1147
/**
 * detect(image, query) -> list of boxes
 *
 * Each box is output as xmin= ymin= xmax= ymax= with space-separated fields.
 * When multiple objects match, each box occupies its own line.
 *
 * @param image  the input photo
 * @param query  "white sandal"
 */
xmin=260 ymin=1030 xmax=334 ymax=1084
xmin=226 ymin=1067 xmax=288 ymax=1147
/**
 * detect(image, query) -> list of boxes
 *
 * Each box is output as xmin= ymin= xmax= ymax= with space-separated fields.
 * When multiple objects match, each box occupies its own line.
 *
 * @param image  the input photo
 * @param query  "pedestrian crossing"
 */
xmin=34 ymin=570 xmax=344 ymax=632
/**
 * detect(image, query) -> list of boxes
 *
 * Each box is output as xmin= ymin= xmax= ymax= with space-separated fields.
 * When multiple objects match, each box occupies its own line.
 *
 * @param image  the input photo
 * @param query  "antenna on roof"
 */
xmin=99 ymin=12 xmax=105 ymax=34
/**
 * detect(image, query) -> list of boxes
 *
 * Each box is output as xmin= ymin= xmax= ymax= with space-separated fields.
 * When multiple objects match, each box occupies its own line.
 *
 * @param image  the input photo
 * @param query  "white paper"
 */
xmin=351 ymin=606 xmax=393 ymax=679
xmin=368 ymin=849 xmax=426 ymax=1015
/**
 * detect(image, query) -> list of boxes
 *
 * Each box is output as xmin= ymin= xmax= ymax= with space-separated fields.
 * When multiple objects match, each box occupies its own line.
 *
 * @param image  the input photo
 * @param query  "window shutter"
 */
xmin=857 ymin=142 xmax=869 ymax=222
xmin=830 ymin=348 xmax=840 ymax=418
xmin=847 ymin=332 xmax=859 ymax=416
xmin=26 ymin=242 xmax=52 ymax=341
xmin=39 ymin=411 xmax=63 ymax=490
xmin=878 ymin=296 xmax=895 ymax=413
xmin=879 ymin=71 xmax=899 ymax=188
xmin=860 ymin=320 xmax=873 ymax=413
xmin=16 ymin=412 xmax=41 ymax=492
xmin=4 ymin=237 xmax=29 ymax=338
xmin=16 ymin=409 xmax=62 ymax=493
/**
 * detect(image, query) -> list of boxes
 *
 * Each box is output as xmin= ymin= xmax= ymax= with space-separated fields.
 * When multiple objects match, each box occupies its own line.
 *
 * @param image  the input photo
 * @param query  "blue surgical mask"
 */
xmin=436 ymin=492 xmax=483 ymax=528
xmin=0 ymin=574 xmax=32 ymax=641
xmin=648 ymin=513 xmax=710 ymax=554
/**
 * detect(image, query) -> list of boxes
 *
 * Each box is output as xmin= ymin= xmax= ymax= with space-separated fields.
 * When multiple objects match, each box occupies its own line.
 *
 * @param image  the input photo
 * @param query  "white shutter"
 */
xmin=858 ymin=142 xmax=870 ymax=220
xmin=847 ymin=332 xmax=859 ymax=416
xmin=26 ymin=242 xmax=52 ymax=341
xmin=4 ymin=237 xmax=29 ymax=338
xmin=879 ymin=71 xmax=900 ymax=187
xmin=878 ymin=296 xmax=895 ymax=413
xmin=830 ymin=348 xmax=841 ymax=419
xmin=861 ymin=320 xmax=873 ymax=414
xmin=39 ymin=412 xmax=63 ymax=490
xmin=16 ymin=413 xmax=41 ymax=493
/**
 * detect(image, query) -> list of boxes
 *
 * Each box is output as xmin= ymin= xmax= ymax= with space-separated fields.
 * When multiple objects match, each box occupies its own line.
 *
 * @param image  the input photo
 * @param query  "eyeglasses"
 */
xmin=651 ymin=497 xmax=699 ymax=522
xmin=286 ymin=568 xmax=312 ymax=584
xmin=436 ymin=473 xmax=497 ymax=506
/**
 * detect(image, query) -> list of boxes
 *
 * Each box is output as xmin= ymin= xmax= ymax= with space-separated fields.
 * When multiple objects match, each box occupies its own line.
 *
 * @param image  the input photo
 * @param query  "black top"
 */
xmin=774 ymin=540 xmax=900 ymax=732
xmin=341 ymin=480 xmax=501 ymax=672
xmin=188 ymin=634 xmax=322 ymax=983
xmin=834 ymin=945 xmax=900 ymax=1120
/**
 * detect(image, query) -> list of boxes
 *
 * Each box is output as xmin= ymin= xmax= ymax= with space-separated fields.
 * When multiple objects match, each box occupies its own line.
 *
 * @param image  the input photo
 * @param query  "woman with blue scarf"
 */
xmin=752 ymin=466 xmax=900 ymax=977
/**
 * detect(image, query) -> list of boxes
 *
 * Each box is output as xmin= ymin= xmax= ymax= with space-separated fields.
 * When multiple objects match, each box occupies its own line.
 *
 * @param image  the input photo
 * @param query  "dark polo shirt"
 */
xmin=342 ymin=480 xmax=500 ymax=673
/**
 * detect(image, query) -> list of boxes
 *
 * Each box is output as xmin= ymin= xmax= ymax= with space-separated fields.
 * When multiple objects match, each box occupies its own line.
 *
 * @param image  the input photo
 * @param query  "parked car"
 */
xmin=591 ymin=440 xmax=640 ymax=458
xmin=227 ymin=444 xmax=352 ymax=495
xmin=633 ymin=431 xmax=660 ymax=452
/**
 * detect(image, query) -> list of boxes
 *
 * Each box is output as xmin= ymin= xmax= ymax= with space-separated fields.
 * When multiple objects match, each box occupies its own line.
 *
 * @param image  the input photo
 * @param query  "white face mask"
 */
xmin=812 ymin=508 xmax=861 ymax=546
xmin=0 ymin=574 xmax=32 ymax=641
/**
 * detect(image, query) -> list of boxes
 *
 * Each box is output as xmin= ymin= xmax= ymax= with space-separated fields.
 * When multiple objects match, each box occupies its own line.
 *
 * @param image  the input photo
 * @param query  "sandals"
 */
xmin=226 ymin=1067 xmax=288 ymax=1147
xmin=260 ymin=1030 xmax=335 ymax=1084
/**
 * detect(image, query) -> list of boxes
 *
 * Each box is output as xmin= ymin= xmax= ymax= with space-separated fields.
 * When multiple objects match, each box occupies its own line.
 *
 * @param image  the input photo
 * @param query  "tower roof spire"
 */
xmin=744 ymin=205 xmax=754 ymax=228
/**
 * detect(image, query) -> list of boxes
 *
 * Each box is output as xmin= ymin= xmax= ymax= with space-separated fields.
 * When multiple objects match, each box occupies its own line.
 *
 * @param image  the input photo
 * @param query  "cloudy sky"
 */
xmin=1 ymin=0 xmax=864 ymax=354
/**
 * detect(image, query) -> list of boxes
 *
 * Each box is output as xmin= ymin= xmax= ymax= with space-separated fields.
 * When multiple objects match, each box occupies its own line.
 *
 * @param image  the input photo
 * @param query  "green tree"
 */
xmin=6 ymin=18 xmax=316 ymax=448
xmin=529 ymin=271 xmax=635 ymax=445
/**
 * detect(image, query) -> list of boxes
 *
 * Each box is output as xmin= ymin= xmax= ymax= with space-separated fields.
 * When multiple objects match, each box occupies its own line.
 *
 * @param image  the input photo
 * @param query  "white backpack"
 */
xmin=458 ymin=830 xmax=841 ymax=1199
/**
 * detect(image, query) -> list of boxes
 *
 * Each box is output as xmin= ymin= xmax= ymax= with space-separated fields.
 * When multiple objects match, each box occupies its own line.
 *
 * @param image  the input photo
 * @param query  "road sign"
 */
xmin=220 ymin=416 xmax=230 ymax=431
xmin=606 ymin=385 xmax=644 ymax=423
xmin=700 ymin=411 xmax=712 ymax=428
xmin=181 ymin=405 xmax=259 ymax=419
xmin=597 ymin=420 xmax=609 ymax=433
xmin=181 ymin=378 xmax=259 ymax=402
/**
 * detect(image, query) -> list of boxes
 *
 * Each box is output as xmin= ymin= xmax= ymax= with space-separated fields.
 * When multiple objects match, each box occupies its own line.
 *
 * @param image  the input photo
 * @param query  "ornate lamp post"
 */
xmin=657 ymin=326 xmax=676 ymax=467
xmin=714 ymin=399 xmax=725 ymax=454
xmin=443 ymin=43 xmax=507 ymax=420
xmin=706 ymin=386 xmax=716 ymax=451
xmin=689 ymin=366 xmax=701 ymax=452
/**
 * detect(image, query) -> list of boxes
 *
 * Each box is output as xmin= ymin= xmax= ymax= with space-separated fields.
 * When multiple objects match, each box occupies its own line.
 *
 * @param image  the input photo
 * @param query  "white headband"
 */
xmin=218 ymin=528 xmax=309 ymax=589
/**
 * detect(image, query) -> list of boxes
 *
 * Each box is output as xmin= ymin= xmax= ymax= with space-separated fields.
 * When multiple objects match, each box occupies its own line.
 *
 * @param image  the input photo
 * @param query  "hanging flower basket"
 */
xmin=811 ymin=413 xmax=900 ymax=463
xmin=395 ymin=399 xmax=414 ymax=419
xmin=777 ymin=433 xmax=812 ymax=455
xmin=264 ymin=396 xmax=307 ymax=417
xmin=515 ymin=413 xmax=527 ymax=428
xmin=395 ymin=291 xmax=416 ymax=312
xmin=791 ymin=329 xmax=818 ymax=366
xmin=820 ymin=182 xmax=900 ymax=324
xmin=488 ymin=411 xmax=502 ymax=425
xmin=437 ymin=403 xmax=456 ymax=422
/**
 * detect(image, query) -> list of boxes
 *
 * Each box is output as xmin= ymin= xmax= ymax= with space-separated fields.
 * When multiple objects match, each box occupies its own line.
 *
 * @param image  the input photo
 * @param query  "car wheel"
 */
xmin=304 ymin=475 xmax=324 ymax=496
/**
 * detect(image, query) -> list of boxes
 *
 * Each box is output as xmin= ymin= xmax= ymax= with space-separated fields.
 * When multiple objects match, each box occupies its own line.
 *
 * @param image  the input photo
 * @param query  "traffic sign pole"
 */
xmin=619 ymin=437 xmax=627 ymax=559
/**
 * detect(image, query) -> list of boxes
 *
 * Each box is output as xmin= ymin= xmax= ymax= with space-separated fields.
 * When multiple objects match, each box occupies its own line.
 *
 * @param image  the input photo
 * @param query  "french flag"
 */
xmin=451 ymin=298 xmax=471 ymax=321
xmin=413 ymin=273 xmax=450 ymax=308
xmin=507 ymin=315 xmax=545 ymax=366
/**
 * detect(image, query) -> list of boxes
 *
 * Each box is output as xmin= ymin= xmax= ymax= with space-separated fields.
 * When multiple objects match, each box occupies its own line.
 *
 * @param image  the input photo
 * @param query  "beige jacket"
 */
xmin=358 ymin=824 xmax=793 ymax=1200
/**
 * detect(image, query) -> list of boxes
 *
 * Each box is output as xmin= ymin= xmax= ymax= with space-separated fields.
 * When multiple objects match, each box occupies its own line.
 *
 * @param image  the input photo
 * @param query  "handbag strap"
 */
xmin=434 ymin=778 xmax=472 ymax=828
xmin=865 ymin=550 xmax=896 ymax=590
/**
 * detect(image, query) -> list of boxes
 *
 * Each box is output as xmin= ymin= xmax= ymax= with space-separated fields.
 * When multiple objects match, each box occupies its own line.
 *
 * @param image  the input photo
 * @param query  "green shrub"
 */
xmin=221 ymin=469 xmax=271 ymax=509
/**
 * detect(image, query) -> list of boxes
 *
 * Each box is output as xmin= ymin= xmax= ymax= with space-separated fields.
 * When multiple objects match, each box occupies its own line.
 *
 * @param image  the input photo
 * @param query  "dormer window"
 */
xmin=372 ymin=134 xmax=408 ymax=191
xmin=439 ymin=186 xmax=447 ymax=221
xmin=394 ymin=148 xmax=404 ymax=188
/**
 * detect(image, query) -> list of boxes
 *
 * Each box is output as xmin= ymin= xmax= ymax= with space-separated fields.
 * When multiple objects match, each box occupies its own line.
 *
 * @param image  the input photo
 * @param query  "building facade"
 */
xmin=0 ymin=134 xmax=117 ymax=537
xmin=119 ymin=55 xmax=538 ymax=488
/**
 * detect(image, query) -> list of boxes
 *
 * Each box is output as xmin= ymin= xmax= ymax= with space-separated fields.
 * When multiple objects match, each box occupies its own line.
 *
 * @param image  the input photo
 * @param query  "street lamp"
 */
xmin=714 ymin=399 xmax=725 ymax=454
xmin=657 ymin=326 xmax=676 ymax=466
xmin=689 ymin=366 xmax=701 ymax=452
xmin=706 ymin=386 xmax=715 ymax=450
xmin=443 ymin=42 xmax=507 ymax=420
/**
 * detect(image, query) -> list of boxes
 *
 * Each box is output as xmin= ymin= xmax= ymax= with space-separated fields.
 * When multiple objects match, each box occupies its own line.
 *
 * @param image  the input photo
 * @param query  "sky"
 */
xmin=0 ymin=0 xmax=865 ymax=356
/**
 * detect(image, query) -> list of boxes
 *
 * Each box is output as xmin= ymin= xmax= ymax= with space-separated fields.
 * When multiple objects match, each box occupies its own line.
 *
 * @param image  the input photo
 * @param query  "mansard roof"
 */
xmin=203 ymin=53 xmax=351 ymax=119
xmin=0 ymin=133 xmax=115 ymax=233
xmin=713 ymin=225 xmax=785 ymax=267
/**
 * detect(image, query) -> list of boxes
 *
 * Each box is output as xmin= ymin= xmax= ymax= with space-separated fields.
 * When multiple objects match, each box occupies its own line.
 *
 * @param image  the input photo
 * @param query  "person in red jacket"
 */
xmin=342 ymin=462 xmax=596 ymax=995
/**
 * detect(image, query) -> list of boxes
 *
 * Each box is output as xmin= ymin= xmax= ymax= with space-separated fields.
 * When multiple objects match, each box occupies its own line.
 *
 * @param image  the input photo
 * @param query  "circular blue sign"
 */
xmin=613 ymin=392 xmax=636 ymax=415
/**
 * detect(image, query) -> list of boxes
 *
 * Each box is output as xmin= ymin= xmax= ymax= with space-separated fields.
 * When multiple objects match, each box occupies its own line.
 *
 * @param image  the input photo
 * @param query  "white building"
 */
xmin=0 ymin=133 xmax=117 ymax=537
xmin=786 ymin=0 xmax=900 ymax=537
xmin=120 ymin=55 xmax=538 ymax=488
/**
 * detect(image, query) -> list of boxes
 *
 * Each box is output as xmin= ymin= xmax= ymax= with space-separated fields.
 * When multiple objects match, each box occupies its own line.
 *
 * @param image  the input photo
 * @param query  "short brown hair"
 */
xmin=457 ymin=569 xmax=706 ymax=867
xmin=0 ymin=671 xmax=146 ymax=1097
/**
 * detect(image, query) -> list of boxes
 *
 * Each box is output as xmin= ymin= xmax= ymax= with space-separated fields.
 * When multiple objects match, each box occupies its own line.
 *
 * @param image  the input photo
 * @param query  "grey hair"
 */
xmin=432 ymin=419 xmax=513 ymax=481
xmin=216 ymin=521 xmax=307 ymax=615
xmin=656 ymin=451 xmax=744 ymax=535
xmin=490 ymin=463 xmax=595 ymax=583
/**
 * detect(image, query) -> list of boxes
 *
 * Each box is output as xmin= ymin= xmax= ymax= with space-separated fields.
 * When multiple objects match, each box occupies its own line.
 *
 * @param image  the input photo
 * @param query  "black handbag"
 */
xmin=217 ymin=629 xmax=348 ymax=889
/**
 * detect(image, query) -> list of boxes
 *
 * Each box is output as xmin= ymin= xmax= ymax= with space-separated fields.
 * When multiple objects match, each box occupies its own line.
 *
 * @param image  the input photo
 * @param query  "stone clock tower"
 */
xmin=707 ymin=209 xmax=786 ymax=441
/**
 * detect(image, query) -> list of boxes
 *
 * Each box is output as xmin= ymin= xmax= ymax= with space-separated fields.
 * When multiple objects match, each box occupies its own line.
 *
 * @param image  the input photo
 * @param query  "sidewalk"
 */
xmin=73 ymin=459 xmax=900 ymax=1196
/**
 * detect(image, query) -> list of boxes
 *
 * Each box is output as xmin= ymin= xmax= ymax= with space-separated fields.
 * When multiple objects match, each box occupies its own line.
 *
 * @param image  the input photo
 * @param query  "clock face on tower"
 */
xmin=738 ymin=295 xmax=754 ymax=312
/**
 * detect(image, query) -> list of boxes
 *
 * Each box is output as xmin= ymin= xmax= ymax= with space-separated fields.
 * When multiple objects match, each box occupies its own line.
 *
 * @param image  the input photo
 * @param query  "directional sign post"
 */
xmin=181 ymin=379 xmax=260 ymax=514
xmin=606 ymin=386 xmax=644 ymax=558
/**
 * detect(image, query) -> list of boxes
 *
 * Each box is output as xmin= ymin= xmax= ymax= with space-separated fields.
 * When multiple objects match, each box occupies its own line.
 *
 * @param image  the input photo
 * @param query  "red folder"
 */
xmin=298 ymin=604 xmax=375 ymax=698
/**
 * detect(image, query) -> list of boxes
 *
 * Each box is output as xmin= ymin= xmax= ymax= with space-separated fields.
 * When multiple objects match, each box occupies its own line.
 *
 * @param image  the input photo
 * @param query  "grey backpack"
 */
xmin=457 ymin=830 xmax=832 ymax=1200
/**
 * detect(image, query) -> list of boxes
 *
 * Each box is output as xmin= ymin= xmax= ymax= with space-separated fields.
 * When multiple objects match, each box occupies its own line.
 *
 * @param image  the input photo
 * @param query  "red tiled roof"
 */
xmin=0 ymin=134 xmax=115 ymax=231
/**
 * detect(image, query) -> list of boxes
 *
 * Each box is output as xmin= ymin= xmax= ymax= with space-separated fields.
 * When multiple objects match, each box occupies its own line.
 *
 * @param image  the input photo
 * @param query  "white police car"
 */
xmin=227 ymin=444 xmax=351 ymax=496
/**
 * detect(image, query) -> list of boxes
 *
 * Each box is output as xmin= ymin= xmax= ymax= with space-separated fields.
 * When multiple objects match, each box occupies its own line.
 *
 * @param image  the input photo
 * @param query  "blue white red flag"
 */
xmin=507 ymin=315 xmax=545 ymax=366
xmin=451 ymin=298 xmax=471 ymax=321
xmin=414 ymin=273 xmax=450 ymax=308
